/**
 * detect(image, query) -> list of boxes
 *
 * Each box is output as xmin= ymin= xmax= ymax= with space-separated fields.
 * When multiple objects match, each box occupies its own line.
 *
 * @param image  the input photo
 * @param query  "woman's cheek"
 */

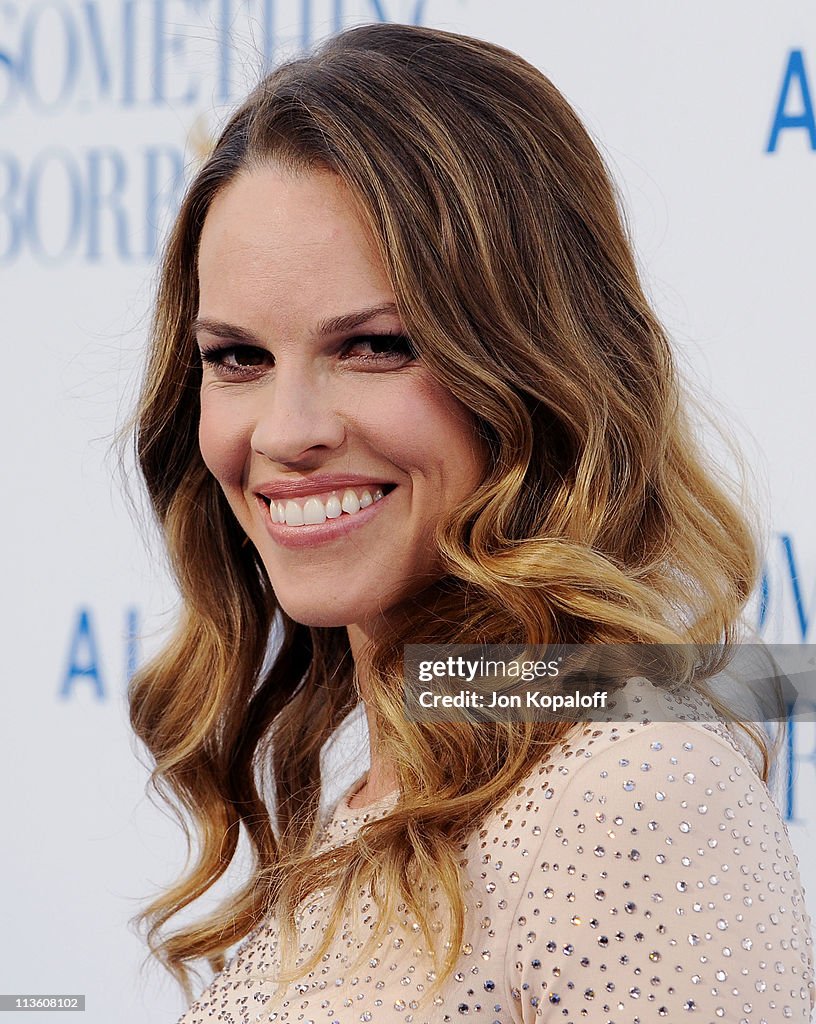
xmin=198 ymin=394 xmax=251 ymax=489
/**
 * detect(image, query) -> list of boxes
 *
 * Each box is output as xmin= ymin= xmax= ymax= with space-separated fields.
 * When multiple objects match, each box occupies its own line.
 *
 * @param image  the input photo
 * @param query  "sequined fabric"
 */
xmin=176 ymin=679 xmax=815 ymax=1022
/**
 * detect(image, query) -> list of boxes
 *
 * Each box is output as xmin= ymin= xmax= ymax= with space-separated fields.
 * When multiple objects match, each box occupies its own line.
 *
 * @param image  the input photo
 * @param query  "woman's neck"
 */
xmin=346 ymin=621 xmax=400 ymax=807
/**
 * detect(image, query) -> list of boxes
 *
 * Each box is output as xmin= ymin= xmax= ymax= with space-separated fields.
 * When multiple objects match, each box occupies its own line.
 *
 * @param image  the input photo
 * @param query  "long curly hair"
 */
xmin=126 ymin=21 xmax=766 ymax=1004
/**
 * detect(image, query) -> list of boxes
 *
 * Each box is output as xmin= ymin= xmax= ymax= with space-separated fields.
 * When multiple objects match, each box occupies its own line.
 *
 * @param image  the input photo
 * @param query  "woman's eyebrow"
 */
xmin=316 ymin=302 xmax=399 ymax=336
xmin=192 ymin=303 xmax=400 ymax=344
xmin=192 ymin=318 xmax=261 ymax=344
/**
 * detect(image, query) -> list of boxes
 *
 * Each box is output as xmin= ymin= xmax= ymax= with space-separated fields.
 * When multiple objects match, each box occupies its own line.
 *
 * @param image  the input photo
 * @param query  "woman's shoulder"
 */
xmin=478 ymin=676 xmax=773 ymax=832
xmin=462 ymin=680 xmax=815 ymax=1022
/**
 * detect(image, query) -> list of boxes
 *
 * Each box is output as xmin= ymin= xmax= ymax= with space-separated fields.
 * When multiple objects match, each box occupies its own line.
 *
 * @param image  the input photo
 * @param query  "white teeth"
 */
xmin=302 ymin=497 xmax=327 ymax=525
xmin=341 ymin=489 xmax=361 ymax=515
xmin=269 ymin=485 xmax=392 ymax=527
xmin=284 ymin=500 xmax=304 ymax=526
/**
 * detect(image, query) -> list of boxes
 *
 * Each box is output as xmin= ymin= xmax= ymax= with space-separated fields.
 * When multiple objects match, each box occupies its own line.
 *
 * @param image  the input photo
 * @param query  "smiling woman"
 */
xmin=194 ymin=165 xmax=484 ymax=629
xmin=125 ymin=21 xmax=814 ymax=1024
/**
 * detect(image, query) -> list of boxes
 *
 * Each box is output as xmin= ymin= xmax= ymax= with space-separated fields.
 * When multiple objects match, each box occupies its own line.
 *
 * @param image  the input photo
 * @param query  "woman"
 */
xmin=128 ymin=21 xmax=815 ymax=1023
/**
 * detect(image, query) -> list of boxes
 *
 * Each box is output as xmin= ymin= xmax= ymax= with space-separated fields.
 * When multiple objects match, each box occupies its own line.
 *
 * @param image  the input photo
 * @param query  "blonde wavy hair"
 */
xmin=127 ymin=21 xmax=768 ymax=1005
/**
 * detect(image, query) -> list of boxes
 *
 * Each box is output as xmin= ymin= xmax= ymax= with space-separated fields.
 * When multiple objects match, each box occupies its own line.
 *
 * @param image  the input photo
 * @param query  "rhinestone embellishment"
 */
xmin=175 ymin=684 xmax=815 ymax=1024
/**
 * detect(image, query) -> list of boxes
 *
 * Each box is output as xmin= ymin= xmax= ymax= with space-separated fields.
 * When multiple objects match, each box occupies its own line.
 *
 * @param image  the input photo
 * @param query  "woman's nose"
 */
xmin=249 ymin=367 xmax=346 ymax=465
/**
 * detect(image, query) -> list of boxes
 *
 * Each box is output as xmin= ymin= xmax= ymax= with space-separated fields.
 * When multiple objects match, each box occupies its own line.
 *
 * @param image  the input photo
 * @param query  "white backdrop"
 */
xmin=2 ymin=2 xmax=814 ymax=1020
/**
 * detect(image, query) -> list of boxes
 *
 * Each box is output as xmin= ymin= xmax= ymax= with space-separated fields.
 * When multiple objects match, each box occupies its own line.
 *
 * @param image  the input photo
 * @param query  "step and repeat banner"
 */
xmin=2 ymin=1 xmax=814 ymax=1020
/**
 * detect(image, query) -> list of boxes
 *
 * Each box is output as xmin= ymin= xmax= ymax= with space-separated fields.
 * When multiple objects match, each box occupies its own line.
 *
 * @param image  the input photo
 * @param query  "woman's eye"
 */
xmin=342 ymin=334 xmax=417 ymax=363
xmin=198 ymin=334 xmax=416 ymax=379
xmin=199 ymin=345 xmax=269 ymax=375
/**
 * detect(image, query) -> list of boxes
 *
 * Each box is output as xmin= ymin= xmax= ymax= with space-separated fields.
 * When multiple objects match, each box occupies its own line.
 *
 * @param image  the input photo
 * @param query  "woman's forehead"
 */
xmin=202 ymin=165 xmax=361 ymax=248
xmin=198 ymin=166 xmax=394 ymax=336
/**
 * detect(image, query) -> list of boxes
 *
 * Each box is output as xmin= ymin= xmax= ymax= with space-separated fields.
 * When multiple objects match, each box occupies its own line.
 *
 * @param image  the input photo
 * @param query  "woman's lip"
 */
xmin=256 ymin=487 xmax=395 ymax=549
xmin=258 ymin=481 xmax=397 ymax=503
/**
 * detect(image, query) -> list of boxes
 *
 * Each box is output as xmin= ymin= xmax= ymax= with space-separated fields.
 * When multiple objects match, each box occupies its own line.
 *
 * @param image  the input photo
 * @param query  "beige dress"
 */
xmin=176 ymin=679 xmax=815 ymax=1022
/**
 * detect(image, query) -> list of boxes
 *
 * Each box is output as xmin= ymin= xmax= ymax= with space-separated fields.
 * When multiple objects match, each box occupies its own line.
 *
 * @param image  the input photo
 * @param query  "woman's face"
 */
xmin=196 ymin=164 xmax=485 ymax=631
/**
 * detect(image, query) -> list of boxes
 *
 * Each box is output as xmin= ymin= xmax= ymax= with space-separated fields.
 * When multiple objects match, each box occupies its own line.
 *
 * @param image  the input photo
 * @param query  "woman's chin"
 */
xmin=268 ymin=573 xmax=440 ymax=632
xmin=272 ymin=592 xmax=378 ymax=630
